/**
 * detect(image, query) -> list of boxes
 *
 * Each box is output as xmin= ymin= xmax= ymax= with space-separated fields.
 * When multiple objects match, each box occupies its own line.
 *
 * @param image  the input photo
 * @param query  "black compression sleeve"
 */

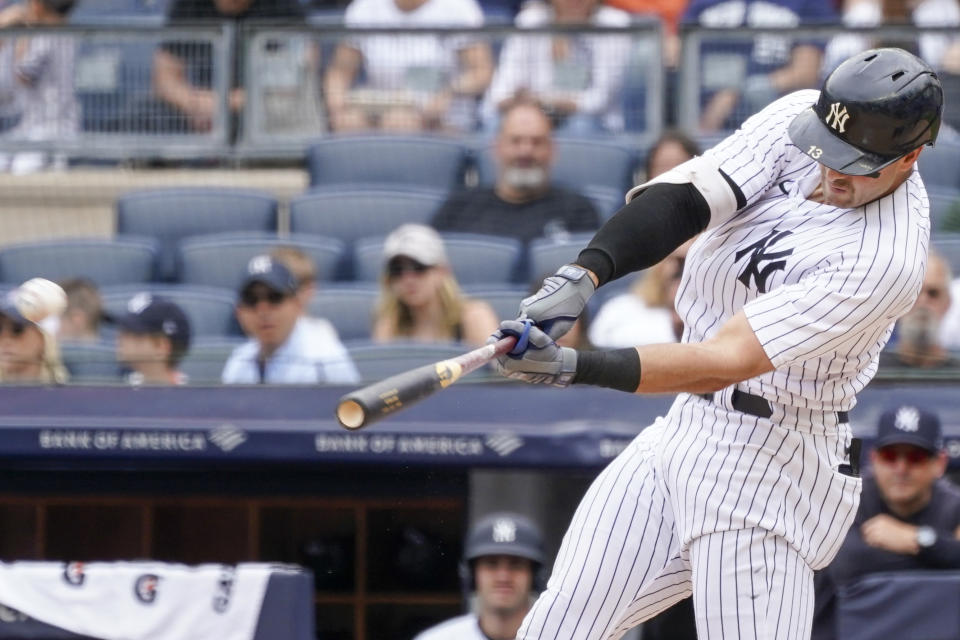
xmin=575 ymin=171 xmax=745 ymax=286
xmin=572 ymin=348 xmax=642 ymax=393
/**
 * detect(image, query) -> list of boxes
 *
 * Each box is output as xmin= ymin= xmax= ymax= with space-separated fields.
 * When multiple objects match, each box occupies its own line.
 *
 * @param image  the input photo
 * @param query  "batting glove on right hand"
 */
xmin=489 ymin=320 xmax=578 ymax=387
xmin=519 ymin=264 xmax=596 ymax=341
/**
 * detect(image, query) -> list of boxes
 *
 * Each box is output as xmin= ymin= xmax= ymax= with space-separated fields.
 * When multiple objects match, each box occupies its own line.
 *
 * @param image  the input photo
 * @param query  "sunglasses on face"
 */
xmin=876 ymin=446 xmax=933 ymax=466
xmin=0 ymin=321 xmax=26 ymax=337
xmin=240 ymin=290 xmax=287 ymax=308
xmin=387 ymin=259 xmax=431 ymax=278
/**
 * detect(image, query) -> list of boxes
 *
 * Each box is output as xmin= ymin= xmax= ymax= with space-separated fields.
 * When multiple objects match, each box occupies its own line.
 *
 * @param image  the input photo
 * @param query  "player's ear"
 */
xmin=900 ymin=147 xmax=923 ymax=168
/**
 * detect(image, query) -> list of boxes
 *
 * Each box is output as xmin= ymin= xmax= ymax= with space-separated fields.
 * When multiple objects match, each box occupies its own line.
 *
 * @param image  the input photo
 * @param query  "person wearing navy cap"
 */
xmin=813 ymin=405 xmax=960 ymax=639
xmin=221 ymin=255 xmax=360 ymax=385
xmin=115 ymin=293 xmax=192 ymax=386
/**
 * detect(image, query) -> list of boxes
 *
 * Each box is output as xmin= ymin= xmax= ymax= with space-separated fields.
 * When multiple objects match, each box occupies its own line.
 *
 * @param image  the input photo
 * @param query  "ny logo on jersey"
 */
xmin=825 ymin=102 xmax=850 ymax=133
xmin=735 ymin=229 xmax=794 ymax=294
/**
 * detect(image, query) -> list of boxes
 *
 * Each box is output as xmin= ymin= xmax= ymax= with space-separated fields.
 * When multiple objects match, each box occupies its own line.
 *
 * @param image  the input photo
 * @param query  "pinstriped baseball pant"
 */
xmin=516 ymin=429 xmax=814 ymax=640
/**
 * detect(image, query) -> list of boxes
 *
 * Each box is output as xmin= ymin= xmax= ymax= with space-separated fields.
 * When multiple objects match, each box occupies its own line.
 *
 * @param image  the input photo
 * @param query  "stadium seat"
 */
xmin=345 ymin=339 xmax=476 ymax=382
xmin=177 ymin=232 xmax=347 ymax=288
xmin=933 ymin=233 xmax=960 ymax=275
xmin=581 ymin=185 xmax=625 ymax=221
xmin=60 ymin=341 xmax=122 ymax=384
xmin=918 ymin=141 xmax=960 ymax=191
xmin=70 ymin=0 xmax=169 ymax=24
xmin=353 ymin=233 xmax=523 ymax=285
xmin=527 ymin=234 xmax=596 ymax=282
xmin=308 ymin=283 xmax=379 ymax=341
xmin=179 ymin=337 xmax=247 ymax=384
xmin=460 ymin=285 xmax=528 ymax=321
xmin=473 ymin=137 xmax=639 ymax=193
xmin=116 ymin=188 xmax=279 ymax=281
xmin=99 ymin=284 xmax=238 ymax=337
xmin=289 ymin=188 xmax=448 ymax=249
xmin=305 ymin=136 xmax=470 ymax=190
xmin=0 ymin=236 xmax=158 ymax=287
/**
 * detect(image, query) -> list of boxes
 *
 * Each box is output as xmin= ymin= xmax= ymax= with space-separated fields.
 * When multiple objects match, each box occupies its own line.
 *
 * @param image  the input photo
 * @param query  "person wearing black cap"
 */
xmin=414 ymin=512 xmax=545 ymax=640
xmin=221 ymin=255 xmax=359 ymax=385
xmin=812 ymin=405 xmax=960 ymax=639
xmin=115 ymin=293 xmax=192 ymax=386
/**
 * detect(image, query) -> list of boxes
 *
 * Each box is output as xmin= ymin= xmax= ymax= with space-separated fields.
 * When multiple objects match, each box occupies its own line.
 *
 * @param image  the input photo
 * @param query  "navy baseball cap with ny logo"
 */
xmin=874 ymin=405 xmax=943 ymax=453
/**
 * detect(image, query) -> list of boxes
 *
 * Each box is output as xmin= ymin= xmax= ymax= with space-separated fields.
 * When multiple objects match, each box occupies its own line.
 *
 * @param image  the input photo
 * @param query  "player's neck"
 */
xmin=478 ymin=608 xmax=529 ymax=640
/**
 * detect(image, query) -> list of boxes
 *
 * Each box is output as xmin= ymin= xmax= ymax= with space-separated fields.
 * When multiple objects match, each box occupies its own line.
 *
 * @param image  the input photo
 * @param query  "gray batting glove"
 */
xmin=489 ymin=320 xmax=578 ymax=387
xmin=519 ymin=264 xmax=596 ymax=340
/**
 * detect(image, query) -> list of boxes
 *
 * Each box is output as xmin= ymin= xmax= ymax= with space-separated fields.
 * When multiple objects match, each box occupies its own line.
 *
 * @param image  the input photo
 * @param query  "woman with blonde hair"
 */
xmin=373 ymin=224 xmax=498 ymax=346
xmin=0 ymin=294 xmax=68 ymax=384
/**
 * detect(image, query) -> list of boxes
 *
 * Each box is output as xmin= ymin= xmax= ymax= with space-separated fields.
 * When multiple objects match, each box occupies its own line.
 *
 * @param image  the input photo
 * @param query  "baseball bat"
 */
xmin=336 ymin=336 xmax=517 ymax=430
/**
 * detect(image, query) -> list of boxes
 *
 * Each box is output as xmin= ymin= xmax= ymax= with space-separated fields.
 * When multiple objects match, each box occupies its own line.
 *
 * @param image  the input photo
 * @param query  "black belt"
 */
xmin=700 ymin=389 xmax=849 ymax=423
xmin=700 ymin=390 xmax=859 ymax=477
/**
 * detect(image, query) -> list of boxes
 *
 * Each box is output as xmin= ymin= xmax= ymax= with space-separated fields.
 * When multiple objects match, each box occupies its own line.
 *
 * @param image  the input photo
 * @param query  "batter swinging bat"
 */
xmin=336 ymin=335 xmax=518 ymax=430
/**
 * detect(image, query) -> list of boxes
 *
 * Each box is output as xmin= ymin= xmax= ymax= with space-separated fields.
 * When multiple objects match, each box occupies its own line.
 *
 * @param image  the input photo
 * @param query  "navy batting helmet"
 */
xmin=789 ymin=48 xmax=943 ymax=176
xmin=459 ymin=512 xmax=547 ymax=592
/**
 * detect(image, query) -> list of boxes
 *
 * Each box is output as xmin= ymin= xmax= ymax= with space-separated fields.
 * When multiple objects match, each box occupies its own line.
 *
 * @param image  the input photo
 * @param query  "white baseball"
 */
xmin=14 ymin=278 xmax=67 ymax=323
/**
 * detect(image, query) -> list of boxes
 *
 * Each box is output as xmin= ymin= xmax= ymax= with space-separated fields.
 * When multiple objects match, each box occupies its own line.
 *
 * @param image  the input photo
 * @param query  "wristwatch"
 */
xmin=916 ymin=525 xmax=938 ymax=549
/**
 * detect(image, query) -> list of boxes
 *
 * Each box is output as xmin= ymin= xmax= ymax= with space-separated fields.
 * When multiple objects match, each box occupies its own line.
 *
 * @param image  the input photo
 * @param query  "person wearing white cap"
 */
xmin=372 ymin=224 xmax=498 ymax=346
xmin=0 ymin=287 xmax=68 ymax=384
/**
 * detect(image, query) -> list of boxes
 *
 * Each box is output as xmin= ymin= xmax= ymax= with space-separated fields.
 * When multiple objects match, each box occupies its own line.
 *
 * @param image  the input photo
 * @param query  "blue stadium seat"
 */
xmin=116 ymin=188 xmax=279 ymax=281
xmin=918 ymin=141 xmax=960 ymax=191
xmin=177 ymin=232 xmax=347 ymax=289
xmin=308 ymin=283 xmax=379 ymax=341
xmin=581 ymin=185 xmax=625 ymax=221
xmin=474 ymin=137 xmax=639 ymax=193
xmin=353 ymin=233 xmax=523 ymax=285
xmin=70 ymin=0 xmax=169 ymax=24
xmin=60 ymin=340 xmax=122 ymax=384
xmin=306 ymin=136 xmax=470 ymax=190
xmin=933 ymin=233 xmax=960 ymax=275
xmin=460 ymin=284 xmax=528 ymax=321
xmin=345 ymin=339 xmax=474 ymax=382
xmin=99 ymin=284 xmax=238 ymax=337
xmin=289 ymin=187 xmax=447 ymax=246
xmin=527 ymin=234 xmax=595 ymax=282
xmin=179 ymin=337 xmax=247 ymax=384
xmin=0 ymin=236 xmax=158 ymax=286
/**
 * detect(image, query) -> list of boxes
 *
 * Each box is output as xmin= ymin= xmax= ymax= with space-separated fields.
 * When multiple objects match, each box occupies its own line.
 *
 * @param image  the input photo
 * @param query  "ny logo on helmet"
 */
xmin=825 ymin=102 xmax=850 ymax=133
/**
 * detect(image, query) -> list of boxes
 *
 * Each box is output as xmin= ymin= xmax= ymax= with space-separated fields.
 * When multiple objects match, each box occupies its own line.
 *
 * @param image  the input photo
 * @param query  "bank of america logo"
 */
xmin=208 ymin=425 xmax=247 ymax=452
xmin=485 ymin=432 xmax=523 ymax=456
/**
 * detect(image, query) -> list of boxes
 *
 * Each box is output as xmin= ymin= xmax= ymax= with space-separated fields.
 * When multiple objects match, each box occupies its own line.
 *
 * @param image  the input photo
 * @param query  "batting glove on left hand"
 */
xmin=488 ymin=319 xmax=578 ymax=387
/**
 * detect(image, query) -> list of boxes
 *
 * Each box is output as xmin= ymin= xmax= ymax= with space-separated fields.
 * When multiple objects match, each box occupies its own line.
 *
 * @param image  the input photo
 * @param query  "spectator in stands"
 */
xmin=153 ymin=0 xmax=305 ymax=138
xmin=413 ymin=511 xmax=545 ymax=640
xmin=431 ymin=97 xmax=601 ymax=243
xmin=55 ymin=278 xmax=103 ymax=343
xmin=939 ymin=275 xmax=960 ymax=349
xmin=323 ymin=0 xmax=494 ymax=133
xmin=269 ymin=244 xmax=358 ymax=348
xmin=879 ymin=249 xmax=960 ymax=370
xmin=822 ymin=0 xmax=960 ymax=79
xmin=681 ymin=0 xmax=836 ymax=131
xmin=812 ymin=405 xmax=960 ymax=640
xmin=587 ymin=131 xmax=700 ymax=349
xmin=222 ymin=254 xmax=360 ymax=384
xmin=0 ymin=291 xmax=67 ymax=384
xmin=0 ymin=0 xmax=77 ymax=174
xmin=115 ymin=293 xmax=191 ymax=386
xmin=372 ymin=224 xmax=499 ymax=346
xmin=482 ymin=0 xmax=632 ymax=134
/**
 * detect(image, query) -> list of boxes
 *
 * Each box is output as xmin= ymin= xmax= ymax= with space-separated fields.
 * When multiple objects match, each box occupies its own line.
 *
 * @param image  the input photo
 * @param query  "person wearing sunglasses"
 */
xmin=0 ymin=291 xmax=68 ymax=384
xmin=372 ymin=224 xmax=499 ymax=346
xmin=812 ymin=405 xmax=960 ymax=639
xmin=221 ymin=255 xmax=360 ymax=385
xmin=879 ymin=249 xmax=959 ymax=370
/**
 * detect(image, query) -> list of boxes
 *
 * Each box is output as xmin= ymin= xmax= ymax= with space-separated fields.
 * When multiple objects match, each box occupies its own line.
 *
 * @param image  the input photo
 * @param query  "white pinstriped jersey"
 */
xmin=680 ymin=89 xmax=929 ymax=414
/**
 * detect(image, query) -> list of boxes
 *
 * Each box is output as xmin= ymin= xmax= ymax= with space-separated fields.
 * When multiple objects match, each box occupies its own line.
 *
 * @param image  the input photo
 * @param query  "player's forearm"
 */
xmin=634 ymin=342 xmax=752 ymax=394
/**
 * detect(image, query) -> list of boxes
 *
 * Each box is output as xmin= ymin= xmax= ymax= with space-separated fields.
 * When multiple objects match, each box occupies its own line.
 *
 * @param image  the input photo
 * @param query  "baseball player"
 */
xmin=413 ymin=512 xmax=545 ymax=640
xmin=490 ymin=47 xmax=943 ymax=639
